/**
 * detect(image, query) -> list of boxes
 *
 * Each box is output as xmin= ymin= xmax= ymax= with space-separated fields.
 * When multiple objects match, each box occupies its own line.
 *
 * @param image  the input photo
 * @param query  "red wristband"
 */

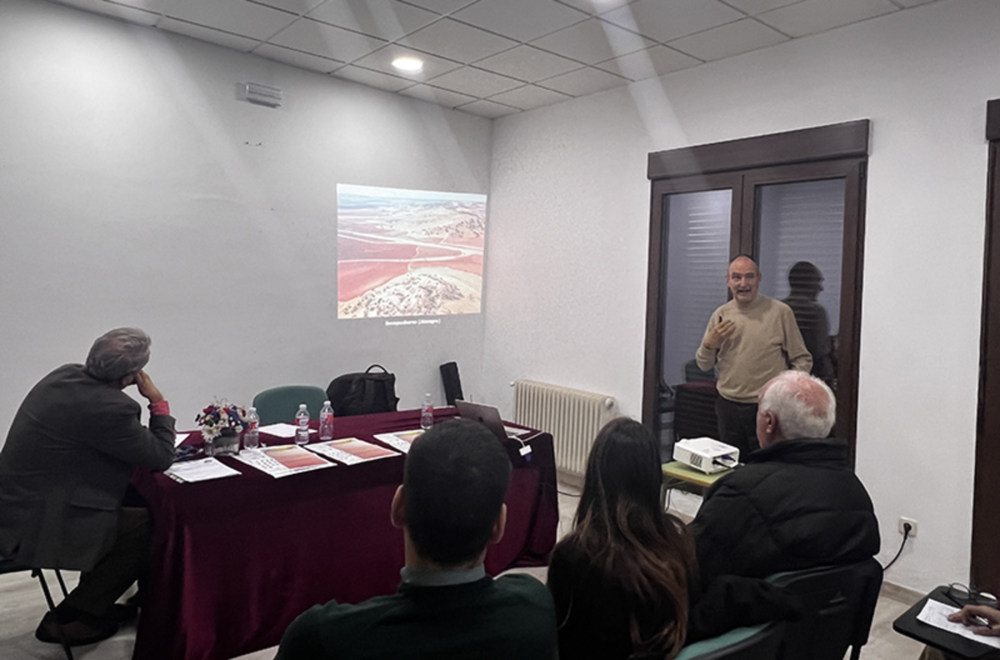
xmin=149 ymin=401 xmax=171 ymax=416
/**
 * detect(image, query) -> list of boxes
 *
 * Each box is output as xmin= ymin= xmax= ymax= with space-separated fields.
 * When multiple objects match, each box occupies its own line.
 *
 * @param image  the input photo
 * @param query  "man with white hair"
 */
xmin=690 ymin=370 xmax=879 ymax=589
xmin=0 ymin=328 xmax=176 ymax=647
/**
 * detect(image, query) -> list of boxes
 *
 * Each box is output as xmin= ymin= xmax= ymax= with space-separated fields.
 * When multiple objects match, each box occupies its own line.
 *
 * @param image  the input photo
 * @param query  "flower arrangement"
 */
xmin=195 ymin=401 xmax=249 ymax=440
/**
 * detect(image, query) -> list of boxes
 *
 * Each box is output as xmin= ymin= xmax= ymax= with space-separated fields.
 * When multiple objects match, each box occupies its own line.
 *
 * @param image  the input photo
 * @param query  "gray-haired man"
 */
xmin=0 ymin=328 xmax=176 ymax=646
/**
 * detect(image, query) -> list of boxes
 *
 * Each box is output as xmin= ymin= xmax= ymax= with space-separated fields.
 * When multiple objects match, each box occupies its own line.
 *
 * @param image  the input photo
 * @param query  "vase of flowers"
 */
xmin=196 ymin=401 xmax=249 ymax=456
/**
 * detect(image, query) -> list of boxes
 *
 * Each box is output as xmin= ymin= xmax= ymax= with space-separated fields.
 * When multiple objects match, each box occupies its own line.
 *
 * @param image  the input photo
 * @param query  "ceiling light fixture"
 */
xmin=392 ymin=56 xmax=424 ymax=73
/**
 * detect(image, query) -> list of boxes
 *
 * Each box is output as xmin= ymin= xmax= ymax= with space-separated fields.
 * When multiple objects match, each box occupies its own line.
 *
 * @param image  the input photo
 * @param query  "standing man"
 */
xmin=0 ymin=327 xmax=176 ymax=646
xmin=695 ymin=255 xmax=811 ymax=455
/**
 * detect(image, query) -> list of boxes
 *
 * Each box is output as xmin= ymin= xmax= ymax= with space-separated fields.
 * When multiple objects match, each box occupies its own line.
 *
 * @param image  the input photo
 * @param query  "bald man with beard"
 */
xmin=696 ymin=256 xmax=812 ymax=456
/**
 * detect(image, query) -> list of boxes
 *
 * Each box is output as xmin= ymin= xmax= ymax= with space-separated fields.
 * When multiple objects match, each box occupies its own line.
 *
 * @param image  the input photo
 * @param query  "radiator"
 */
xmin=513 ymin=379 xmax=616 ymax=476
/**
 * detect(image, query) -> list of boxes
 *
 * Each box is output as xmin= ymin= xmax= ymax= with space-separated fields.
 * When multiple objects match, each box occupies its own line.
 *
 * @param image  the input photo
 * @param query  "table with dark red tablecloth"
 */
xmin=130 ymin=408 xmax=558 ymax=660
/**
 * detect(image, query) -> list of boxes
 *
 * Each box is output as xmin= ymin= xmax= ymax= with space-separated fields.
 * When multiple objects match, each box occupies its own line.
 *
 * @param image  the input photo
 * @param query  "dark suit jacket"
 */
xmin=0 ymin=364 xmax=176 ymax=570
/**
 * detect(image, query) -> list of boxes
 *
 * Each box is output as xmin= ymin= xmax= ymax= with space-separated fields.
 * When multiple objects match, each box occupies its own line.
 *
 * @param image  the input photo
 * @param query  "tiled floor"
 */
xmin=0 ymin=481 xmax=925 ymax=660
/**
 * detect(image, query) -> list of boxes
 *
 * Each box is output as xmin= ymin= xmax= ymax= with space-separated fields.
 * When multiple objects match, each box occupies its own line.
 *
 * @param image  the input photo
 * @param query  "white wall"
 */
xmin=0 ymin=0 xmax=492 ymax=436
xmin=484 ymin=0 xmax=999 ymax=592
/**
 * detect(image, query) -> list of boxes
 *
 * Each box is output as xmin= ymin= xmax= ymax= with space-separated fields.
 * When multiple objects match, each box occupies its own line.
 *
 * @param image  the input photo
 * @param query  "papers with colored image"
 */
xmin=165 ymin=457 xmax=242 ymax=483
xmin=307 ymin=437 xmax=399 ymax=465
xmin=234 ymin=445 xmax=334 ymax=478
xmin=373 ymin=429 xmax=424 ymax=454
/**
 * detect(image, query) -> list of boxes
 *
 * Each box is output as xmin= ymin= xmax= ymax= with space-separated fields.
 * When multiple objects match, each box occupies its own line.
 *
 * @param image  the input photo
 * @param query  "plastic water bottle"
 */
xmin=244 ymin=407 xmax=260 ymax=451
xmin=319 ymin=400 xmax=334 ymax=441
xmin=420 ymin=393 xmax=434 ymax=430
xmin=295 ymin=404 xmax=310 ymax=445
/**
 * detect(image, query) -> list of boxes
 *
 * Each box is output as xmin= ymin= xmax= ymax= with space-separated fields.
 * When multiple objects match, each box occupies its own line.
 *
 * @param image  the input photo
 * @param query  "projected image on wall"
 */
xmin=337 ymin=184 xmax=486 ymax=319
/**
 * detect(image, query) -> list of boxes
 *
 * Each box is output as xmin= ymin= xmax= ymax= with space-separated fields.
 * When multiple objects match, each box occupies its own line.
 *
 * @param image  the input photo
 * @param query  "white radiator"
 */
xmin=513 ymin=379 xmax=617 ymax=476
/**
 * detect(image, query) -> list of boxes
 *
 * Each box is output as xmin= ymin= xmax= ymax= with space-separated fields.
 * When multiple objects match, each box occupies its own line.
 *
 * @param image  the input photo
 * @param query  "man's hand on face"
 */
xmin=135 ymin=370 xmax=164 ymax=404
xmin=704 ymin=319 xmax=736 ymax=350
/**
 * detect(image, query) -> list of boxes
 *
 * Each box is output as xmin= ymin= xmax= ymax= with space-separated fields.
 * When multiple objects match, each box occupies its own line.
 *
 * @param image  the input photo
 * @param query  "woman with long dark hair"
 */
xmin=548 ymin=418 xmax=696 ymax=660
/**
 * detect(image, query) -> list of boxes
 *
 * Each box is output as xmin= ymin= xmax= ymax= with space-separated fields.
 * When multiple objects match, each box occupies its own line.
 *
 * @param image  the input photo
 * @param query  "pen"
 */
xmin=943 ymin=593 xmax=992 ymax=627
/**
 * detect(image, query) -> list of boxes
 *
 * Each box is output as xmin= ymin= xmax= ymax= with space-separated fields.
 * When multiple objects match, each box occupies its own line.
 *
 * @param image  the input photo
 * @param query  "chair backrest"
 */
xmin=252 ymin=386 xmax=328 ymax=425
xmin=675 ymin=621 xmax=786 ymax=660
xmin=767 ymin=558 xmax=883 ymax=660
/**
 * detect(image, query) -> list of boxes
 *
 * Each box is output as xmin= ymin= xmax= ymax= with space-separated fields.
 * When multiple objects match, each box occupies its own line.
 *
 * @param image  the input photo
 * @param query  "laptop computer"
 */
xmin=454 ymin=400 xmax=523 ymax=443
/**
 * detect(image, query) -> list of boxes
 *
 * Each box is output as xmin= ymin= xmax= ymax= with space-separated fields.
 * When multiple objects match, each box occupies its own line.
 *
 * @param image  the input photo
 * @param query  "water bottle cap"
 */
xmin=248 ymin=407 xmax=256 ymax=413
xmin=324 ymin=400 xmax=331 ymax=405
xmin=299 ymin=404 xmax=307 ymax=409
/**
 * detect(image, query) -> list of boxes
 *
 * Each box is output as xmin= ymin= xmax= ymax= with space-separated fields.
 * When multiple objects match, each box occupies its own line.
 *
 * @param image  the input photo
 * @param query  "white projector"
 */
xmin=672 ymin=438 xmax=740 ymax=474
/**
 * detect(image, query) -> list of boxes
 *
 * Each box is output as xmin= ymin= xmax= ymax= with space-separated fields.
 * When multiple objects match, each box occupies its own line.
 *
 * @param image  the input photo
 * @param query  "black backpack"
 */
xmin=326 ymin=365 xmax=400 ymax=417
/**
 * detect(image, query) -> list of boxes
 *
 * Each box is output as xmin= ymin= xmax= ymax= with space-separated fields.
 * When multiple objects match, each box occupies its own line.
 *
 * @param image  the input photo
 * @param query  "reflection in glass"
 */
xmin=757 ymin=178 xmax=845 ymax=389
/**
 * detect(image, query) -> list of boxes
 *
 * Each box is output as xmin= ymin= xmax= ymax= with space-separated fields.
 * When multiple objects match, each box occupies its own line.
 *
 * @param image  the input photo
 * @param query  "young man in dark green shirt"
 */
xmin=276 ymin=418 xmax=557 ymax=660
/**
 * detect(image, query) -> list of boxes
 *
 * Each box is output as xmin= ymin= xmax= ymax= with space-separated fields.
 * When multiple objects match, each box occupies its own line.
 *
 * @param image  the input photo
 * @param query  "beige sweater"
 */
xmin=695 ymin=296 xmax=812 ymax=403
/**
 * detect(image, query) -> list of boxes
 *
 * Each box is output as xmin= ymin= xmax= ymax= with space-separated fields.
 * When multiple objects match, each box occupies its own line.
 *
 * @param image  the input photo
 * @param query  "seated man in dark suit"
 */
xmin=0 ymin=327 xmax=176 ymax=646
xmin=276 ymin=418 xmax=558 ymax=660
xmin=691 ymin=370 xmax=880 ymax=589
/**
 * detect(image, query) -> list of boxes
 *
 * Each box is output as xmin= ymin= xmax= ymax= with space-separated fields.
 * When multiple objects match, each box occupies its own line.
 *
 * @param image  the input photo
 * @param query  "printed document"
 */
xmin=234 ymin=445 xmax=334 ymax=478
xmin=916 ymin=599 xmax=1000 ymax=649
xmin=373 ymin=429 xmax=424 ymax=454
xmin=307 ymin=437 xmax=399 ymax=465
xmin=165 ymin=457 xmax=241 ymax=483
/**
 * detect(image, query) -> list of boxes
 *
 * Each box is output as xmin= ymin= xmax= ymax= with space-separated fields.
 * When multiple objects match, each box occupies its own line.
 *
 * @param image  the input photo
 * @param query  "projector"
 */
xmin=672 ymin=438 xmax=740 ymax=474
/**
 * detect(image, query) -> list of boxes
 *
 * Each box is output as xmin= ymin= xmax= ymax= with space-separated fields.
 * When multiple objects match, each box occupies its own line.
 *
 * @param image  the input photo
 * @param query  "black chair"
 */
xmin=767 ymin=558 xmax=883 ymax=660
xmin=0 ymin=556 xmax=74 ymax=659
xmin=675 ymin=621 xmax=786 ymax=660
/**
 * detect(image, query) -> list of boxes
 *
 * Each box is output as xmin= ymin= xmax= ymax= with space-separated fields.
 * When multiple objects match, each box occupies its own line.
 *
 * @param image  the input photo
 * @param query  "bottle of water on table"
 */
xmin=420 ymin=393 xmax=434 ymax=431
xmin=244 ymin=406 xmax=260 ymax=451
xmin=319 ymin=400 xmax=334 ymax=441
xmin=295 ymin=404 xmax=310 ymax=446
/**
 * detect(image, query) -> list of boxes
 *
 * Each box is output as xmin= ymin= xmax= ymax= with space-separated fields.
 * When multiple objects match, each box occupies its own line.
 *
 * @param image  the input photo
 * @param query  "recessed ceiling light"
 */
xmin=392 ymin=56 xmax=424 ymax=73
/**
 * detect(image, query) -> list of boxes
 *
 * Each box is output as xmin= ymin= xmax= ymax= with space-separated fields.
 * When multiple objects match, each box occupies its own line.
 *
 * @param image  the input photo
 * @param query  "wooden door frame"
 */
xmin=972 ymin=99 xmax=1000 ymax=593
xmin=643 ymin=120 xmax=870 ymax=463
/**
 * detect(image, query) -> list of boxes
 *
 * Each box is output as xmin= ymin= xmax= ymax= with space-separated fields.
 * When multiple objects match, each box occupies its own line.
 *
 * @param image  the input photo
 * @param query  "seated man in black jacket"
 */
xmin=690 ymin=370 xmax=880 ymax=589
xmin=275 ymin=418 xmax=557 ymax=660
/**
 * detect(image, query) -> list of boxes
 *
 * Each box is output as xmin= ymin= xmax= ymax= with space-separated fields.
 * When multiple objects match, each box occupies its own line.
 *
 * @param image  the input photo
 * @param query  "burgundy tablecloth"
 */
xmin=130 ymin=408 xmax=558 ymax=660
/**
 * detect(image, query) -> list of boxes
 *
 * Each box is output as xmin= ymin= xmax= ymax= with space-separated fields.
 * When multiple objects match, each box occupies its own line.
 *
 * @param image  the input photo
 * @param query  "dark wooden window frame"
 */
xmin=643 ymin=120 xmax=870 ymax=462
xmin=972 ymin=99 xmax=1000 ymax=593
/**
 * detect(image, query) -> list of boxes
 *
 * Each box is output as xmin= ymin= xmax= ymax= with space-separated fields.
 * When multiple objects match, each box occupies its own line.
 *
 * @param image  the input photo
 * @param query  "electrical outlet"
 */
xmin=899 ymin=517 xmax=918 ymax=538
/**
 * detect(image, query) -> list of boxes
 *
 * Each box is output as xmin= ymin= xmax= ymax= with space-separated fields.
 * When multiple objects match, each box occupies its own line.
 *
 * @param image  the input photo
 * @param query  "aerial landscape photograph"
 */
xmin=337 ymin=184 xmax=487 ymax=319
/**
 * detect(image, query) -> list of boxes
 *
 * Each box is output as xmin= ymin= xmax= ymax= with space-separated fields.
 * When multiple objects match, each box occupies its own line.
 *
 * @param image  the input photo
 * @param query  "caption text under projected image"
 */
xmin=337 ymin=184 xmax=486 ymax=319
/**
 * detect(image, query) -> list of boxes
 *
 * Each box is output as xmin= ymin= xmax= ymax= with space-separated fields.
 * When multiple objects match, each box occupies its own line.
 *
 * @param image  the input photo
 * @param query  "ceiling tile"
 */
xmin=330 ymin=64 xmax=415 ymax=91
xmin=451 ymin=0 xmax=587 ymax=43
xmin=757 ymin=0 xmax=899 ymax=38
xmin=595 ymin=44 xmax=699 ymax=81
xmin=602 ymin=0 xmax=745 ymax=42
xmin=305 ymin=0 xmax=439 ymax=41
xmin=720 ymin=0 xmax=802 ymax=15
xmin=395 ymin=0 xmax=479 ymax=16
xmin=55 ymin=0 xmax=161 ymax=26
xmin=667 ymin=17 xmax=788 ymax=61
xmin=252 ymin=42 xmax=343 ymax=72
xmin=162 ymin=0 xmax=296 ymax=40
xmin=531 ymin=17 xmax=653 ymax=65
xmin=891 ymin=0 xmax=935 ymax=6
xmin=269 ymin=17 xmax=388 ymax=62
xmin=400 ymin=18 xmax=518 ymax=63
xmin=487 ymin=84 xmax=573 ymax=110
xmin=351 ymin=44 xmax=463 ymax=80
xmin=161 ymin=18 xmax=263 ymax=50
xmin=426 ymin=66 xmax=523 ymax=97
xmin=537 ymin=66 xmax=628 ymax=96
xmin=106 ymin=0 xmax=172 ymax=14
xmin=399 ymin=83 xmax=477 ymax=107
xmin=456 ymin=99 xmax=521 ymax=118
xmin=249 ymin=0 xmax=326 ymax=15
xmin=554 ymin=0 xmax=635 ymax=15
xmin=474 ymin=45 xmax=581 ymax=83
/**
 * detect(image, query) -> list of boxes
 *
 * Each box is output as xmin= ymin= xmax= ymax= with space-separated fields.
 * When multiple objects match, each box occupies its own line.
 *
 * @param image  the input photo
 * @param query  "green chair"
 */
xmin=675 ymin=621 xmax=785 ymax=660
xmin=252 ymin=386 xmax=328 ymax=425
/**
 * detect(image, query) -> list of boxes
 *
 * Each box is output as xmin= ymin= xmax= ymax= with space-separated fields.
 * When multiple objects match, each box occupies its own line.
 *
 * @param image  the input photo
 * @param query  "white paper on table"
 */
xmin=258 ymin=423 xmax=308 ymax=439
xmin=307 ymin=437 xmax=399 ymax=465
xmin=503 ymin=425 xmax=528 ymax=437
xmin=916 ymin=599 xmax=1000 ymax=649
xmin=232 ymin=444 xmax=334 ymax=478
xmin=373 ymin=429 xmax=424 ymax=454
xmin=174 ymin=432 xmax=190 ymax=447
xmin=165 ymin=457 xmax=242 ymax=483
